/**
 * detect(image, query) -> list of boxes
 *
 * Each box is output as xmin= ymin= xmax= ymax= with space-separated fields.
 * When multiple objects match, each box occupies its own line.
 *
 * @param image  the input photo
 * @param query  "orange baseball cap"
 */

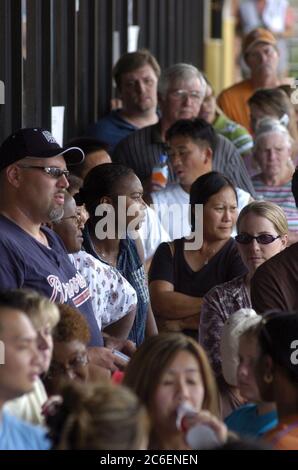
xmin=242 ymin=27 xmax=277 ymax=56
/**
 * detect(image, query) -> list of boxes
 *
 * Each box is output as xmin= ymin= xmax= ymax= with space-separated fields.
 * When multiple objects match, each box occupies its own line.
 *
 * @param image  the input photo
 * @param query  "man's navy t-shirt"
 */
xmin=0 ymin=215 xmax=103 ymax=347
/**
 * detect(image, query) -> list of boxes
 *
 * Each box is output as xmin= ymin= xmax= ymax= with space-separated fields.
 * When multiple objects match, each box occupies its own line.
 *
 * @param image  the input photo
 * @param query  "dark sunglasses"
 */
xmin=17 ymin=165 xmax=70 ymax=178
xmin=235 ymin=233 xmax=281 ymax=245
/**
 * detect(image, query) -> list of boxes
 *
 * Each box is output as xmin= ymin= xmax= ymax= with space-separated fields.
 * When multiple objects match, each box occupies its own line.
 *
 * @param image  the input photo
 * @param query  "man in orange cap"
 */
xmin=217 ymin=28 xmax=285 ymax=131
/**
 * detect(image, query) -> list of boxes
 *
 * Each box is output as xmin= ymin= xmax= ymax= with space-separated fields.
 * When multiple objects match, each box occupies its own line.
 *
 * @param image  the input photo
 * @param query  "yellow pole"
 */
xmin=205 ymin=39 xmax=223 ymax=95
xmin=222 ymin=15 xmax=235 ymax=89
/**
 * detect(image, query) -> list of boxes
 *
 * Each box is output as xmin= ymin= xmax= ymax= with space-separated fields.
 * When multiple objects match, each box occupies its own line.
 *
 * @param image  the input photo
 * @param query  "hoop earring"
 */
xmin=263 ymin=372 xmax=273 ymax=384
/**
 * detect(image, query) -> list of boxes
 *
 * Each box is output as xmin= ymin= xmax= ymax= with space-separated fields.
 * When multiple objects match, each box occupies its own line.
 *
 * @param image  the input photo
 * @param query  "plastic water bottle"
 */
xmin=176 ymin=402 xmax=220 ymax=450
xmin=151 ymin=154 xmax=168 ymax=191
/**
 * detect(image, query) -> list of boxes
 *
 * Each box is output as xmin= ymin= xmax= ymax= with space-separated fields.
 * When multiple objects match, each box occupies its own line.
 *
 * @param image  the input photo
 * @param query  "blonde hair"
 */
xmin=0 ymin=289 xmax=59 ymax=330
xmin=236 ymin=201 xmax=288 ymax=236
xmin=47 ymin=381 xmax=149 ymax=450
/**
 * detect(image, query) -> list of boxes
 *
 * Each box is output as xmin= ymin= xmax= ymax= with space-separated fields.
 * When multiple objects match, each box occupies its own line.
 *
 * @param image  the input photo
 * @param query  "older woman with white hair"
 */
xmin=252 ymin=117 xmax=298 ymax=243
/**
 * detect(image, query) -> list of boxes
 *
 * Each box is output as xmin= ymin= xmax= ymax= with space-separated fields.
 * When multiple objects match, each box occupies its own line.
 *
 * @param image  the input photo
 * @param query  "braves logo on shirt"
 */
xmin=47 ymin=272 xmax=91 ymax=307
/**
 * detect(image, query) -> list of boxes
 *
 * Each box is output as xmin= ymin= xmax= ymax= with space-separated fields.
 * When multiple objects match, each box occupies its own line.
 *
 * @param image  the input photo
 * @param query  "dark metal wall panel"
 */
xmin=97 ymin=0 xmax=114 ymax=120
xmin=52 ymin=0 xmax=77 ymax=141
xmin=77 ymin=0 xmax=91 ymax=137
xmin=174 ymin=0 xmax=185 ymax=62
xmin=24 ymin=0 xmax=52 ymax=129
xmin=65 ymin=1 xmax=78 ymax=140
xmin=0 ymin=0 xmax=23 ymax=142
xmin=0 ymin=0 xmax=205 ymax=144
xmin=114 ymin=0 xmax=128 ymax=57
xmin=183 ymin=0 xmax=205 ymax=67
xmin=134 ymin=0 xmax=204 ymax=71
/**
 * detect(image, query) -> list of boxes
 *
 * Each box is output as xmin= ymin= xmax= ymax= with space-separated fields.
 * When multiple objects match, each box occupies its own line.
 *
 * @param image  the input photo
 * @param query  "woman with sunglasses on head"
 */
xmin=199 ymin=201 xmax=288 ymax=417
xmin=255 ymin=311 xmax=298 ymax=450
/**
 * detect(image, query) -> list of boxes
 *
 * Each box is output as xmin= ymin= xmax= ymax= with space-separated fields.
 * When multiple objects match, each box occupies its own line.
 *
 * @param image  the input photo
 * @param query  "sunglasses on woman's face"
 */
xmin=235 ymin=233 xmax=281 ymax=245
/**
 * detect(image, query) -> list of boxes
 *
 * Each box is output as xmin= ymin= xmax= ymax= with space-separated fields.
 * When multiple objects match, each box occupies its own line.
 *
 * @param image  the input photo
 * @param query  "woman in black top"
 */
xmin=149 ymin=171 xmax=247 ymax=336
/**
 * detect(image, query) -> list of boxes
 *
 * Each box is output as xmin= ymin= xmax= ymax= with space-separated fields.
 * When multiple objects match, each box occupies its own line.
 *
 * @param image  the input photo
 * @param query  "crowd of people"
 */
xmin=1 ymin=24 xmax=298 ymax=452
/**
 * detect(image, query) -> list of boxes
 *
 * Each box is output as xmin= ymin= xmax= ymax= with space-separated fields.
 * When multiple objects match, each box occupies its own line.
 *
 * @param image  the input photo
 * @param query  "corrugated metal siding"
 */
xmin=0 ymin=0 xmax=205 ymax=143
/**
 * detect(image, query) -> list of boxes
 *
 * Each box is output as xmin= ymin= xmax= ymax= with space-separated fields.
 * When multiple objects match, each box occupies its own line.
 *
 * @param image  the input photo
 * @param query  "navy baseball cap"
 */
xmin=0 ymin=128 xmax=85 ymax=172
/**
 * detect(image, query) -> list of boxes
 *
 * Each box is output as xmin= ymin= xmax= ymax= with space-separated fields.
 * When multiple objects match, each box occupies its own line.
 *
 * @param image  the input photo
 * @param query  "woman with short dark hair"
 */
xmin=79 ymin=162 xmax=157 ymax=346
xmin=149 ymin=171 xmax=247 ymax=336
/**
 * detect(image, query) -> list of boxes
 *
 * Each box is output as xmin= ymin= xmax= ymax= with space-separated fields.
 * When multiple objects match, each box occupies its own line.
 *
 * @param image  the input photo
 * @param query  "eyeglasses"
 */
xmin=169 ymin=89 xmax=203 ymax=101
xmin=47 ymin=353 xmax=89 ymax=377
xmin=235 ymin=233 xmax=281 ymax=245
xmin=61 ymin=214 xmax=83 ymax=226
xmin=17 ymin=165 xmax=70 ymax=178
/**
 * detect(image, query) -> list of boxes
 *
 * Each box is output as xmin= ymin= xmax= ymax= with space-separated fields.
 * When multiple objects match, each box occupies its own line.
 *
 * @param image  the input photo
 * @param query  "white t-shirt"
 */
xmin=151 ymin=183 xmax=251 ymax=240
xmin=138 ymin=205 xmax=170 ymax=260
xmin=4 ymin=378 xmax=48 ymax=426
xmin=70 ymin=251 xmax=137 ymax=331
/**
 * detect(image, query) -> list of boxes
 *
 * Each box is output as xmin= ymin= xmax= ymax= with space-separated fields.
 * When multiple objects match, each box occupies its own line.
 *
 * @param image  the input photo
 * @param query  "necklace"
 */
xmin=94 ymin=245 xmax=118 ymax=267
xmin=89 ymin=232 xmax=119 ymax=266
xmin=199 ymin=247 xmax=216 ymax=266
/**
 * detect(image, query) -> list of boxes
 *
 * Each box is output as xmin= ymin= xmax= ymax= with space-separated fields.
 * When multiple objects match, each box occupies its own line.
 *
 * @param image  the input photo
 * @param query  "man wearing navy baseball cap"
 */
xmin=0 ymin=127 xmax=84 ymax=171
xmin=0 ymin=128 xmax=116 ymax=369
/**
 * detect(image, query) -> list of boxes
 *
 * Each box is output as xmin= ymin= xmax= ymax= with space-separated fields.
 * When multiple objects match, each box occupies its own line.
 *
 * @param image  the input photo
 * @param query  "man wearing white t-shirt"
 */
xmin=151 ymin=119 xmax=252 ymax=240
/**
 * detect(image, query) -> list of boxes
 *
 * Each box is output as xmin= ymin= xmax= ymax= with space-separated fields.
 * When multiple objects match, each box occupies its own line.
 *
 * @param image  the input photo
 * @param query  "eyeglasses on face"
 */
xmin=169 ymin=89 xmax=203 ymax=101
xmin=235 ymin=233 xmax=281 ymax=245
xmin=17 ymin=165 xmax=70 ymax=178
xmin=47 ymin=353 xmax=89 ymax=377
xmin=61 ymin=213 xmax=83 ymax=226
